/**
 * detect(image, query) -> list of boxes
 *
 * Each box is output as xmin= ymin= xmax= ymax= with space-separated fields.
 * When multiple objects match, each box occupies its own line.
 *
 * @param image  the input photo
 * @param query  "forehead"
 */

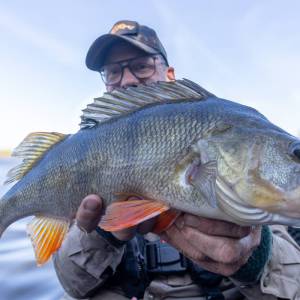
xmin=104 ymin=41 xmax=147 ymax=64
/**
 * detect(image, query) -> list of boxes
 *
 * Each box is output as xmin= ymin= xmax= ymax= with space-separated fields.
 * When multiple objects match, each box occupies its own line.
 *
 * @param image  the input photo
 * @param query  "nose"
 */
xmin=120 ymin=66 xmax=140 ymax=88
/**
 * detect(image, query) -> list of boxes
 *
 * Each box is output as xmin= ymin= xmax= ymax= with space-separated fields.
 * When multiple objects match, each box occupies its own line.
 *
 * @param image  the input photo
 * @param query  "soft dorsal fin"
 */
xmin=80 ymin=79 xmax=214 ymax=129
xmin=4 ymin=132 xmax=68 ymax=184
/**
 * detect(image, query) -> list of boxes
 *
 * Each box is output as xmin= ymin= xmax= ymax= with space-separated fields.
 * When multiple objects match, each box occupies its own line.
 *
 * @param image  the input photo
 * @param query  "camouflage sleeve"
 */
xmin=53 ymin=224 xmax=125 ymax=299
xmin=231 ymin=225 xmax=300 ymax=299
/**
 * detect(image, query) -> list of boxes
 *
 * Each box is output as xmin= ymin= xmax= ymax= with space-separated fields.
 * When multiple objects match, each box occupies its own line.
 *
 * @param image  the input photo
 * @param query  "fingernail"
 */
xmin=84 ymin=199 xmax=99 ymax=211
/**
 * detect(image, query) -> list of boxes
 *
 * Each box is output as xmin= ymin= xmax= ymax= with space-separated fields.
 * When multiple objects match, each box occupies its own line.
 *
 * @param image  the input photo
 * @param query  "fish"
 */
xmin=1 ymin=79 xmax=300 ymax=265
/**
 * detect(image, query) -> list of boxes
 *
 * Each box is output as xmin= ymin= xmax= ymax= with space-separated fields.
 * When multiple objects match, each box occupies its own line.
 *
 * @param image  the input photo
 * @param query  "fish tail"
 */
xmin=0 ymin=193 xmax=15 ymax=236
xmin=0 ymin=190 xmax=70 ymax=265
xmin=0 ymin=184 xmax=31 ymax=237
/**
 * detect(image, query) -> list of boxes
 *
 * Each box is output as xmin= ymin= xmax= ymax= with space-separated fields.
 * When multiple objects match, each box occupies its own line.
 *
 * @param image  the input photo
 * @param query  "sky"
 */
xmin=0 ymin=0 xmax=300 ymax=149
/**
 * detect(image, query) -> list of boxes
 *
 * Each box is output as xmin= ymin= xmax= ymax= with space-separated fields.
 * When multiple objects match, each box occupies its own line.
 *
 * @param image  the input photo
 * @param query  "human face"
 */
xmin=100 ymin=55 xmax=162 ymax=86
xmin=102 ymin=42 xmax=175 ymax=92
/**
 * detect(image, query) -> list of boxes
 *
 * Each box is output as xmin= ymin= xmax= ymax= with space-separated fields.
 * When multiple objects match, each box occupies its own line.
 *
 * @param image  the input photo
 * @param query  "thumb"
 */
xmin=76 ymin=194 xmax=103 ymax=233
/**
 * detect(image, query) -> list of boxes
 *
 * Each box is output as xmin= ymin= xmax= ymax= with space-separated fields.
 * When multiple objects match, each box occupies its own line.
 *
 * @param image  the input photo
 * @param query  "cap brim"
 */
xmin=86 ymin=34 xmax=159 ymax=71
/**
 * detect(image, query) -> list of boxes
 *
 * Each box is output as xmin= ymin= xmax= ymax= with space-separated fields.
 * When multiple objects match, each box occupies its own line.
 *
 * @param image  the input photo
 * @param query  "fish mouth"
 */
xmin=281 ymin=186 xmax=300 ymax=218
xmin=216 ymin=176 xmax=300 ymax=226
xmin=215 ymin=176 xmax=273 ymax=225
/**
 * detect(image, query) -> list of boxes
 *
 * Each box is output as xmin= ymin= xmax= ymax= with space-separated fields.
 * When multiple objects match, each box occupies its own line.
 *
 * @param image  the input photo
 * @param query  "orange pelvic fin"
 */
xmin=27 ymin=216 xmax=70 ymax=266
xmin=99 ymin=199 xmax=169 ymax=232
xmin=152 ymin=209 xmax=181 ymax=234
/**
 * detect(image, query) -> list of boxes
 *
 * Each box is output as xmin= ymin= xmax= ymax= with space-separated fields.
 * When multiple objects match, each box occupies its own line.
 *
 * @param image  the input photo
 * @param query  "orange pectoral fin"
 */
xmin=27 ymin=216 xmax=70 ymax=266
xmin=98 ymin=200 xmax=169 ymax=232
xmin=152 ymin=209 xmax=181 ymax=234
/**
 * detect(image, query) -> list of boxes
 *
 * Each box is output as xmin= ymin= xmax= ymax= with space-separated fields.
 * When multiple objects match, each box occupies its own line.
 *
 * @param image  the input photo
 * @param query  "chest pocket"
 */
xmin=113 ymin=235 xmax=226 ymax=300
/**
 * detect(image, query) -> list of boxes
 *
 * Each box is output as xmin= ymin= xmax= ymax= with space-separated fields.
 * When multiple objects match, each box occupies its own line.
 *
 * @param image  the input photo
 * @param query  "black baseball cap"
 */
xmin=86 ymin=20 xmax=169 ymax=71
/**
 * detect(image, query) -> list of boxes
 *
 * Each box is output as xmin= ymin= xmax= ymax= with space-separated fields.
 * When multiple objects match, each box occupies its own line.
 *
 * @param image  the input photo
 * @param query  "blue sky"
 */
xmin=0 ymin=0 xmax=300 ymax=149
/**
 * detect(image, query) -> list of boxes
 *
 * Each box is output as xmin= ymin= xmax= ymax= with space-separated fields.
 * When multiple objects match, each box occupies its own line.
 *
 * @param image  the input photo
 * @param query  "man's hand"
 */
xmin=159 ymin=214 xmax=262 ymax=276
xmin=76 ymin=194 xmax=155 ymax=241
xmin=76 ymin=194 xmax=103 ymax=232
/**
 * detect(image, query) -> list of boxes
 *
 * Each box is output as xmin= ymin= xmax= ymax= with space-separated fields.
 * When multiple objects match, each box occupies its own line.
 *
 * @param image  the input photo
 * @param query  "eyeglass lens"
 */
xmin=100 ymin=56 xmax=156 ymax=85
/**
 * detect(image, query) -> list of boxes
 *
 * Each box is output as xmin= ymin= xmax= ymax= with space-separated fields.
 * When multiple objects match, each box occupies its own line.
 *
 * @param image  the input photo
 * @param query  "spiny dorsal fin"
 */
xmin=4 ymin=132 xmax=68 ymax=184
xmin=80 ymin=79 xmax=214 ymax=129
xmin=27 ymin=216 xmax=70 ymax=265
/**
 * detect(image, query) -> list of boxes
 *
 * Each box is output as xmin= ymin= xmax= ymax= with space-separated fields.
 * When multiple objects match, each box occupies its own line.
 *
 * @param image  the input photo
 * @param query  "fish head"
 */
xmin=195 ymin=124 xmax=300 ymax=223
xmin=245 ymin=131 xmax=300 ymax=218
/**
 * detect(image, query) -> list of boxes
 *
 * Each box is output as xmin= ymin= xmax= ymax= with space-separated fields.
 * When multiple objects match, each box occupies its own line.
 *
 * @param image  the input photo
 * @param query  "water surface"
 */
xmin=0 ymin=158 xmax=64 ymax=300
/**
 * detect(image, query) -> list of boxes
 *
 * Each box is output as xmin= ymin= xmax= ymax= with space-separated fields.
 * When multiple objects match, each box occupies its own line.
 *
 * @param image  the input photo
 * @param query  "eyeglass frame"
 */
xmin=99 ymin=54 xmax=166 ymax=86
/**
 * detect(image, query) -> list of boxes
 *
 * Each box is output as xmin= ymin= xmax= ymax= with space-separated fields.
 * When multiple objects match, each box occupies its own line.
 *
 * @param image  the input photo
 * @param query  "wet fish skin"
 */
xmin=1 ymin=95 xmax=299 ymax=228
xmin=1 ymin=80 xmax=300 ymax=264
xmin=1 ymin=98 xmax=217 ymax=226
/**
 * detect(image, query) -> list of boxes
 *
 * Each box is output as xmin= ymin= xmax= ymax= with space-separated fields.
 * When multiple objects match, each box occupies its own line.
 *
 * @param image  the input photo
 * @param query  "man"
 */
xmin=53 ymin=20 xmax=300 ymax=300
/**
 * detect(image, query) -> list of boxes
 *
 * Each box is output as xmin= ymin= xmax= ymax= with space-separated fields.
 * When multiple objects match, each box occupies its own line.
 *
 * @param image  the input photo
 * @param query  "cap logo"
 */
xmin=111 ymin=23 xmax=135 ymax=34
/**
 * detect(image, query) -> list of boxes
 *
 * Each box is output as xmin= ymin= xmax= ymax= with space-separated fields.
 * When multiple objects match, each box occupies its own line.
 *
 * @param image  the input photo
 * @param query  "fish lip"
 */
xmin=270 ymin=213 xmax=300 ymax=226
xmin=215 ymin=176 xmax=273 ymax=225
xmin=217 ymin=179 xmax=300 ymax=226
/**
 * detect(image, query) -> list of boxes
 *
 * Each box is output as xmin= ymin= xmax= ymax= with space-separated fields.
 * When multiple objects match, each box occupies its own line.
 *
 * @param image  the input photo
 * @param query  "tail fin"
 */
xmin=0 ymin=185 xmax=31 ymax=238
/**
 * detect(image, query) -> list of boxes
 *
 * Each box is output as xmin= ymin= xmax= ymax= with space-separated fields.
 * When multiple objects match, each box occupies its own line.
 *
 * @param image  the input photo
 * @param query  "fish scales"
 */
xmin=0 ymin=98 xmax=288 ymax=219
xmin=1 ymin=79 xmax=300 ymax=264
xmin=1 ymin=99 xmax=222 ymax=221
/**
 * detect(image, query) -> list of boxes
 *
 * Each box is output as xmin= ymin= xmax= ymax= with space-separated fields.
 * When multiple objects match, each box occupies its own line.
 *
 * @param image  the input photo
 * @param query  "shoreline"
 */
xmin=0 ymin=150 xmax=11 ymax=158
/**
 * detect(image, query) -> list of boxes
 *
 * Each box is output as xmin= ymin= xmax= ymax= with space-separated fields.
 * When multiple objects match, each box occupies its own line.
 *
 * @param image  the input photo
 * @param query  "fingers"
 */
xmin=160 ymin=224 xmax=204 ymax=260
xmin=76 ymin=194 xmax=103 ymax=233
xmin=161 ymin=221 xmax=262 ymax=276
xmin=181 ymin=225 xmax=260 ymax=264
xmin=176 ymin=214 xmax=251 ymax=238
xmin=190 ymin=257 xmax=249 ymax=277
xmin=75 ymin=194 xmax=157 ymax=240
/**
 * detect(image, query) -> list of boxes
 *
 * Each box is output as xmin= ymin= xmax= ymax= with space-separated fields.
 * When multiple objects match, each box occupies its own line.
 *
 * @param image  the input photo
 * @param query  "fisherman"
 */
xmin=53 ymin=20 xmax=300 ymax=300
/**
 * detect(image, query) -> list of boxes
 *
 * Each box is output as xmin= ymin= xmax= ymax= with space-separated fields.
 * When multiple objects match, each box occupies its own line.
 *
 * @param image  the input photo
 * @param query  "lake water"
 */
xmin=0 ymin=158 xmax=64 ymax=300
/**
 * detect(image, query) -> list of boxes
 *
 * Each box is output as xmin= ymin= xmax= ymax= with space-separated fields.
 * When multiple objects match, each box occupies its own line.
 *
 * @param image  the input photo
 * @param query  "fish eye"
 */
xmin=289 ymin=142 xmax=300 ymax=162
xmin=294 ymin=149 xmax=300 ymax=160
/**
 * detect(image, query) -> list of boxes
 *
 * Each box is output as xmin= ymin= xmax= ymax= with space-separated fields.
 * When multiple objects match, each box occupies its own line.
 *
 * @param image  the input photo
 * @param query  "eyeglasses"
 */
xmin=99 ymin=55 xmax=160 ymax=86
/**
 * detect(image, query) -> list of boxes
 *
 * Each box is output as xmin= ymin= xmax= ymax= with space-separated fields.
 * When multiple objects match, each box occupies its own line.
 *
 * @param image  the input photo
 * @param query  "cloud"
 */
xmin=0 ymin=8 xmax=80 ymax=67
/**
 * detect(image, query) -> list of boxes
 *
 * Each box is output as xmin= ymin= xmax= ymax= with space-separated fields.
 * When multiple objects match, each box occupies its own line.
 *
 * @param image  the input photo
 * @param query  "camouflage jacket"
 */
xmin=53 ymin=225 xmax=300 ymax=300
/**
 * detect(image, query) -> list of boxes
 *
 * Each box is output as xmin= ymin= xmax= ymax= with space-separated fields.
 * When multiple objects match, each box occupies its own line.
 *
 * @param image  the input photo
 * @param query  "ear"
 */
xmin=166 ymin=67 xmax=175 ymax=81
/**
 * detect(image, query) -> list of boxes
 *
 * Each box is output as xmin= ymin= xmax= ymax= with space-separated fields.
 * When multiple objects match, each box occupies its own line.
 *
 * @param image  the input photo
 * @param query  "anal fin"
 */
xmin=27 ymin=216 xmax=70 ymax=266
